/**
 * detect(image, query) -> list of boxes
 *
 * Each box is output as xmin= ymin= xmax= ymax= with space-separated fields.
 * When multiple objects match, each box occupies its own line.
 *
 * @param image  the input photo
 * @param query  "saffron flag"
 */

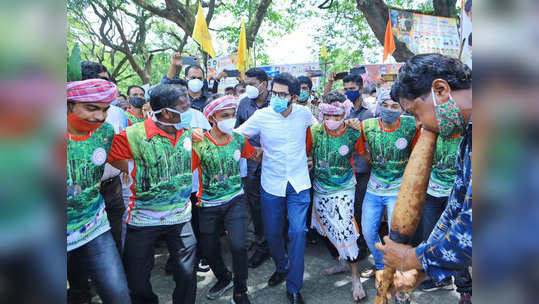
xmin=383 ymin=17 xmax=396 ymax=62
xmin=237 ymin=20 xmax=248 ymax=73
xmin=192 ymin=3 xmax=216 ymax=58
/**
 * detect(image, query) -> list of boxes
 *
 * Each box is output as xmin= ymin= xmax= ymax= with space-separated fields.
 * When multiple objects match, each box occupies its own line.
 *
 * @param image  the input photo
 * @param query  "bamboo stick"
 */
xmin=374 ymin=128 xmax=438 ymax=304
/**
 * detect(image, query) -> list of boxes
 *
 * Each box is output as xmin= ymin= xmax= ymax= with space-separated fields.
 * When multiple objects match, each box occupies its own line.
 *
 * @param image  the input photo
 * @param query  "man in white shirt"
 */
xmin=236 ymin=73 xmax=312 ymax=304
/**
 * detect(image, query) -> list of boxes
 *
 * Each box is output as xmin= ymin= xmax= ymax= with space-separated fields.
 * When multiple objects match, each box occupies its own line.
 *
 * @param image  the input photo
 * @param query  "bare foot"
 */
xmin=352 ymin=278 xmax=366 ymax=302
xmin=322 ymin=259 xmax=350 ymax=275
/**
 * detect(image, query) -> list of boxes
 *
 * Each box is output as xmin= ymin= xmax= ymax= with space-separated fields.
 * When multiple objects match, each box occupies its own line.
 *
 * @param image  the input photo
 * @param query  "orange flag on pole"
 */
xmin=383 ymin=17 xmax=396 ymax=62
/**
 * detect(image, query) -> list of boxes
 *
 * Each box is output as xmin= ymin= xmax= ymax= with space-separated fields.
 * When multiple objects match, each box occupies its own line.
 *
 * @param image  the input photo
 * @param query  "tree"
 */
xmin=355 ymin=0 xmax=457 ymax=62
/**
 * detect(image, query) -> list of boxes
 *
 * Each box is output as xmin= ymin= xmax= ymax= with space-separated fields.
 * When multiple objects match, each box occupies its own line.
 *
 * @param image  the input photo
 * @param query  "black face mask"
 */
xmin=129 ymin=97 xmax=146 ymax=108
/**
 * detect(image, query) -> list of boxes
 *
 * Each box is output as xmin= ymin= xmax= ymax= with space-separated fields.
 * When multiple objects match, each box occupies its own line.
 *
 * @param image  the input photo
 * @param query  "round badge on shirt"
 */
xmin=234 ymin=150 xmax=241 ymax=161
xmin=183 ymin=138 xmax=192 ymax=151
xmin=395 ymin=138 xmax=408 ymax=150
xmin=92 ymin=147 xmax=107 ymax=166
xmin=338 ymin=145 xmax=349 ymax=156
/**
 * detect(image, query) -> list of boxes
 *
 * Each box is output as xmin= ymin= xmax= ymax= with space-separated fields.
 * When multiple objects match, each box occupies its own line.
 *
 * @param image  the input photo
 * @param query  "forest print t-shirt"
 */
xmin=306 ymin=123 xmax=362 ymax=193
xmin=67 ymin=123 xmax=114 ymax=251
xmin=193 ymin=131 xmax=255 ymax=207
xmin=107 ymin=119 xmax=194 ymax=227
xmin=357 ymin=116 xmax=419 ymax=196
xmin=428 ymin=134 xmax=462 ymax=197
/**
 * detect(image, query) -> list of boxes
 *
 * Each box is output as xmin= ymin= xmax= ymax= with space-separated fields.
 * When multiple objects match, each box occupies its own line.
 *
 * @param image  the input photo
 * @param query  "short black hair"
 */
xmin=225 ymin=86 xmax=234 ymax=91
xmin=272 ymin=72 xmax=300 ymax=97
xmin=118 ymin=94 xmax=127 ymax=100
xmin=465 ymin=0 xmax=472 ymax=14
xmin=126 ymin=85 xmax=145 ymax=96
xmin=81 ymin=61 xmax=109 ymax=80
xmin=245 ymin=68 xmax=268 ymax=83
xmin=184 ymin=65 xmax=204 ymax=77
xmin=342 ymin=73 xmax=363 ymax=89
xmin=297 ymin=76 xmax=313 ymax=91
xmin=390 ymin=53 xmax=472 ymax=101
xmin=323 ymin=90 xmax=346 ymax=104
xmin=149 ymin=84 xmax=189 ymax=113
xmin=167 ymin=78 xmax=188 ymax=87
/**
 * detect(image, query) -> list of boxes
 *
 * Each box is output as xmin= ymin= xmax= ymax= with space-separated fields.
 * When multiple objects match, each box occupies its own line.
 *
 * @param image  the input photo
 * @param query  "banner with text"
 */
xmin=389 ymin=8 xmax=460 ymax=58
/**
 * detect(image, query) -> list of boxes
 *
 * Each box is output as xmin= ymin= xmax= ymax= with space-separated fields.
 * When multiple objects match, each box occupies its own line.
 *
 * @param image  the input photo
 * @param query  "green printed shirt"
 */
xmin=193 ymin=132 xmax=255 ymax=207
xmin=360 ymin=116 xmax=418 ymax=196
xmin=308 ymin=123 xmax=362 ymax=193
xmin=107 ymin=119 xmax=193 ymax=226
xmin=428 ymin=134 xmax=462 ymax=197
xmin=67 ymin=123 xmax=114 ymax=252
xmin=126 ymin=110 xmax=145 ymax=126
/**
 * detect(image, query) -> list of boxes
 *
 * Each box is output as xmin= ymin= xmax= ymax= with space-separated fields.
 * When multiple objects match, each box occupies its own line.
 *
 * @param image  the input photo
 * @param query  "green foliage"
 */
xmin=67 ymin=44 xmax=82 ymax=82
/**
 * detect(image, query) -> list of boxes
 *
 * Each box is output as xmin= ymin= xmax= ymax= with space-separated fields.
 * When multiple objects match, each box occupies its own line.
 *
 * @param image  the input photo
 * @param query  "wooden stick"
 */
xmin=374 ymin=128 xmax=438 ymax=304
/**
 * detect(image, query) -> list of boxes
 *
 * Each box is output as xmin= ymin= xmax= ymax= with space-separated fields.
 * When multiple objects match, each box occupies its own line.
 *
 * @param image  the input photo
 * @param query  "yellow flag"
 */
xmin=321 ymin=41 xmax=327 ymax=60
xmin=248 ymin=47 xmax=253 ymax=68
xmin=192 ymin=3 xmax=216 ymax=58
xmin=237 ymin=20 xmax=247 ymax=73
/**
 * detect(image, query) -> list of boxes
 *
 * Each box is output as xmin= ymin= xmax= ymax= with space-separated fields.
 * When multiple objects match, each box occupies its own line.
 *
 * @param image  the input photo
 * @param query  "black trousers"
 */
xmin=326 ymin=172 xmax=370 ymax=260
xmin=100 ymin=175 xmax=126 ymax=255
xmin=198 ymin=195 xmax=248 ymax=294
xmin=244 ymin=172 xmax=268 ymax=253
xmin=124 ymin=222 xmax=197 ymax=304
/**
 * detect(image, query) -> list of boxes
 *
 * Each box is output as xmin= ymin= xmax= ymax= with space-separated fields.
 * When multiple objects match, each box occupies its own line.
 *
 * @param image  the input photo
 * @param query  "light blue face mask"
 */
xmin=152 ymin=108 xmax=192 ymax=130
xmin=298 ymin=90 xmax=310 ymax=103
xmin=270 ymin=96 xmax=290 ymax=113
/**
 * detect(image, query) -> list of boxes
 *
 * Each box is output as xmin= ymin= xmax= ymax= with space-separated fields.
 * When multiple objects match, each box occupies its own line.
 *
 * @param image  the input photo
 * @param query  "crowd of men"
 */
xmin=67 ymin=52 xmax=472 ymax=304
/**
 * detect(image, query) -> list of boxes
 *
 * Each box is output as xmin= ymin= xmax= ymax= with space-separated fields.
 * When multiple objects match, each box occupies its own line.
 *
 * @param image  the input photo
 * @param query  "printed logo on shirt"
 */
xmin=91 ymin=147 xmax=107 ymax=166
xmin=395 ymin=137 xmax=408 ymax=150
xmin=338 ymin=145 xmax=349 ymax=156
xmin=183 ymin=138 xmax=192 ymax=151
xmin=234 ymin=149 xmax=241 ymax=161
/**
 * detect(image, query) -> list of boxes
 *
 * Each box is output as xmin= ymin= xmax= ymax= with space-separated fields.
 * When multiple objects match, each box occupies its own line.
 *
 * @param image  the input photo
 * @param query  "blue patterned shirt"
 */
xmin=416 ymin=120 xmax=472 ymax=282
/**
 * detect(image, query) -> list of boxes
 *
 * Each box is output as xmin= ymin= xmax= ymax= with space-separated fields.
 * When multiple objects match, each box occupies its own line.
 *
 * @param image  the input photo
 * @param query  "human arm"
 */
xmin=106 ymin=131 xmax=133 ymax=173
xmin=242 ymin=137 xmax=262 ymax=163
xmin=165 ymin=52 xmax=183 ymax=80
xmin=324 ymin=71 xmax=336 ymax=95
xmin=211 ymin=71 xmax=228 ymax=94
xmin=234 ymin=111 xmax=261 ymax=139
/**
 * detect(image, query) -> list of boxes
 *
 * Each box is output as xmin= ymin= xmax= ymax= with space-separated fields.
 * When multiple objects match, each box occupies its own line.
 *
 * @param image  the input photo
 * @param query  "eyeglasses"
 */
xmin=271 ymin=90 xmax=290 ymax=98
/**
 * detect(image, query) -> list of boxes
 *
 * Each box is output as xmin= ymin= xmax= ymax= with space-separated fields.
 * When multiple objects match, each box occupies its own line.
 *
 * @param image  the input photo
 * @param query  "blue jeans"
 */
xmin=361 ymin=192 xmax=397 ymax=270
xmin=67 ymin=231 xmax=131 ymax=303
xmin=260 ymin=182 xmax=310 ymax=293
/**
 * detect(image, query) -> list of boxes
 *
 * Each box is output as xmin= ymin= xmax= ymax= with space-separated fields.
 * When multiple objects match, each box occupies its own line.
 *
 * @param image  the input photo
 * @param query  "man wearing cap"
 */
xmin=67 ymin=79 xmax=131 ymax=303
xmin=107 ymin=84 xmax=197 ymax=304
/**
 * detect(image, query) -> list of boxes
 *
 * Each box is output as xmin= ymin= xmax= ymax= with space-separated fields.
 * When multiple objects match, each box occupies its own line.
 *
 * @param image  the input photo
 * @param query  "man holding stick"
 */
xmin=375 ymin=53 xmax=472 ymax=304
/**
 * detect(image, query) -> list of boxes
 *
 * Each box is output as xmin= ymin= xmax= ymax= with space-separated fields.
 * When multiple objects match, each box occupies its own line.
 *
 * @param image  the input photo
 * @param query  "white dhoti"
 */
xmin=311 ymin=188 xmax=360 ymax=261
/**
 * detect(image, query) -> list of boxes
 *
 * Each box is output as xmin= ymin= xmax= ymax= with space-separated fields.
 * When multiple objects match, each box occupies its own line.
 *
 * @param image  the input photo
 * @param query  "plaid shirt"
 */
xmin=416 ymin=120 xmax=472 ymax=282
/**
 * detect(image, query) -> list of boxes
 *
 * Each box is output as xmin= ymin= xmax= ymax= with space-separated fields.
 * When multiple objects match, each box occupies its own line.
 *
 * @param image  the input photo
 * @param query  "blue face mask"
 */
xmin=380 ymin=107 xmax=401 ymax=123
xmin=345 ymin=90 xmax=360 ymax=103
xmin=298 ymin=90 xmax=310 ymax=103
xmin=152 ymin=108 xmax=192 ymax=130
xmin=270 ymin=96 xmax=290 ymax=113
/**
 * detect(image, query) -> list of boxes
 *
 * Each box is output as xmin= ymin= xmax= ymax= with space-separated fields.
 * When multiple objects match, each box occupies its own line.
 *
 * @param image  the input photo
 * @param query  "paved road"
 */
xmin=148 ymin=238 xmax=459 ymax=304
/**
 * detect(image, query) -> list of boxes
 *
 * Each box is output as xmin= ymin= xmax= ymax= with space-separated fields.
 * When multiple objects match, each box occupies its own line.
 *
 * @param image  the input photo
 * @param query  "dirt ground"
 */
xmin=146 ymin=238 xmax=460 ymax=304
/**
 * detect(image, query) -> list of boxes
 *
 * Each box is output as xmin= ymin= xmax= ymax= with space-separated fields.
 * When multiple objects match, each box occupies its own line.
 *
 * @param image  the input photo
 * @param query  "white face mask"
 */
xmin=245 ymin=83 xmax=262 ymax=99
xmin=238 ymin=92 xmax=248 ymax=101
xmin=217 ymin=118 xmax=236 ymax=135
xmin=187 ymin=79 xmax=203 ymax=93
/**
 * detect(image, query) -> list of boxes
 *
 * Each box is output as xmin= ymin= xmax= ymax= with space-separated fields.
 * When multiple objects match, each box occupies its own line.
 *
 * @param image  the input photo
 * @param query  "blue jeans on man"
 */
xmin=260 ymin=182 xmax=310 ymax=294
xmin=361 ymin=192 xmax=397 ymax=270
xmin=67 ymin=231 xmax=131 ymax=304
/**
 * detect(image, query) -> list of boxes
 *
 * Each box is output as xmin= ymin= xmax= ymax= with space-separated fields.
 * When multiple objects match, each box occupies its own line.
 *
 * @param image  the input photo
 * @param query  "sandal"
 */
xmin=360 ymin=266 xmax=376 ymax=278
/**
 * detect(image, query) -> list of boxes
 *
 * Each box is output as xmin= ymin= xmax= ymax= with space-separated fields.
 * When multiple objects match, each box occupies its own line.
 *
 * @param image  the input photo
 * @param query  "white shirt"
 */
xmin=190 ymin=109 xmax=211 ymax=193
xmin=190 ymin=109 xmax=212 ymax=131
xmin=236 ymin=104 xmax=313 ymax=197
